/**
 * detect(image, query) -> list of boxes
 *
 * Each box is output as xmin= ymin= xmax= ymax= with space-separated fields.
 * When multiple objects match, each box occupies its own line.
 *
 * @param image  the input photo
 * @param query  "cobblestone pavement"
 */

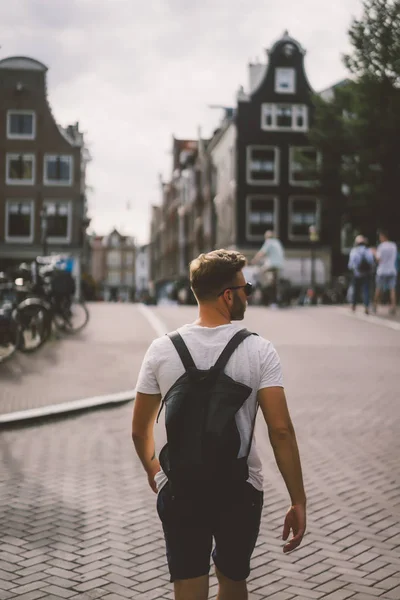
xmin=0 ymin=303 xmax=156 ymax=416
xmin=0 ymin=305 xmax=399 ymax=599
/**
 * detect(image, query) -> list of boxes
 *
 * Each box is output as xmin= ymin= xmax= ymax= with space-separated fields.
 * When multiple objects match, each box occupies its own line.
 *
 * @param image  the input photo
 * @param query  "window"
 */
xmin=7 ymin=111 xmax=35 ymax=139
xmin=246 ymin=196 xmax=278 ymax=241
xmin=125 ymin=253 xmax=134 ymax=267
xmin=275 ymin=68 xmax=296 ymax=94
xmin=43 ymin=201 xmax=71 ymax=242
xmin=44 ymin=155 xmax=73 ymax=185
xmin=261 ymin=104 xmax=308 ymax=131
xmin=289 ymin=147 xmax=320 ymax=186
xmin=5 ymin=200 xmax=34 ymax=242
xmin=288 ymin=197 xmax=320 ymax=240
xmin=124 ymin=272 xmax=134 ymax=286
xmin=107 ymin=250 xmax=122 ymax=268
xmin=6 ymin=154 xmax=35 ymax=185
xmin=107 ymin=271 xmax=121 ymax=286
xmin=246 ymin=146 xmax=279 ymax=185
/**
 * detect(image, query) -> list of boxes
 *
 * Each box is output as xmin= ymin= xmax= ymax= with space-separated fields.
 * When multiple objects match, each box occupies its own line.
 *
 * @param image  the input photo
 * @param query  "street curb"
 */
xmin=0 ymin=388 xmax=135 ymax=427
xmin=337 ymin=307 xmax=400 ymax=331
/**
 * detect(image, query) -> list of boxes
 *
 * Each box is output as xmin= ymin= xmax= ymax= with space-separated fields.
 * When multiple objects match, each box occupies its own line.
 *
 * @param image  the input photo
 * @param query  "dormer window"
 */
xmin=275 ymin=68 xmax=296 ymax=94
xmin=261 ymin=104 xmax=308 ymax=132
xmin=7 ymin=111 xmax=36 ymax=140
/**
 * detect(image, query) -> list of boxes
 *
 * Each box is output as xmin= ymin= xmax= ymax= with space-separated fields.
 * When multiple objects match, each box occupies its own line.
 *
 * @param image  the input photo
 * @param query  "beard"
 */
xmin=230 ymin=293 xmax=246 ymax=321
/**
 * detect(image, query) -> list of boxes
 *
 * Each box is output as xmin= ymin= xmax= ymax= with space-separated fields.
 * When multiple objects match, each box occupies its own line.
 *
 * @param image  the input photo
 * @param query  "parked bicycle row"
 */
xmin=0 ymin=255 xmax=89 ymax=365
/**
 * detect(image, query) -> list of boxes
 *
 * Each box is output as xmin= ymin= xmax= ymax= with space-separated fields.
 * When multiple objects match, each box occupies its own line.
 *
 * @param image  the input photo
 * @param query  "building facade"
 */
xmin=135 ymin=244 xmax=150 ymax=301
xmin=0 ymin=56 xmax=90 ymax=272
xmin=226 ymin=32 xmax=329 ymax=285
xmin=90 ymin=229 xmax=135 ymax=302
xmin=149 ymin=32 xmax=335 ymax=298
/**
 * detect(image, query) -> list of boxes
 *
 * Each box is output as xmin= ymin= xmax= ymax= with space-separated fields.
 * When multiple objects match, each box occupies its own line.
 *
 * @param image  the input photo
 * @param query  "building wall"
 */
xmin=0 ymin=57 xmax=87 ymax=268
xmin=210 ymin=122 xmax=237 ymax=249
xmin=236 ymin=35 xmax=319 ymax=250
xmin=135 ymin=245 xmax=150 ymax=295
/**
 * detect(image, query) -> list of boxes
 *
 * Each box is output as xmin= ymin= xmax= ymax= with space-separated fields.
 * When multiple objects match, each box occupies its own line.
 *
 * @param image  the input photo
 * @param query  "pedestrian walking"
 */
xmin=251 ymin=230 xmax=285 ymax=308
xmin=348 ymin=235 xmax=374 ymax=315
xmin=132 ymin=249 xmax=306 ymax=600
xmin=372 ymin=230 xmax=398 ymax=316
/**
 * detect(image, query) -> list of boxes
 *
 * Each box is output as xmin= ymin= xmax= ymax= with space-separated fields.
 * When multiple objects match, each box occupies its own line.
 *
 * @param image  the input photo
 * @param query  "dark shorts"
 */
xmin=376 ymin=274 xmax=397 ymax=291
xmin=156 ymin=481 xmax=263 ymax=582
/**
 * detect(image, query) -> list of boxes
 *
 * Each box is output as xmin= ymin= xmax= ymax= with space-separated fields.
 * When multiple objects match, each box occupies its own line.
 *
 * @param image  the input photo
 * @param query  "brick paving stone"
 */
xmin=0 ymin=304 xmax=154 ymax=416
xmin=1 ymin=305 xmax=400 ymax=600
xmin=347 ymin=584 xmax=385 ymax=596
xmin=321 ymin=591 xmax=356 ymax=600
xmin=15 ymin=593 xmax=47 ymax=600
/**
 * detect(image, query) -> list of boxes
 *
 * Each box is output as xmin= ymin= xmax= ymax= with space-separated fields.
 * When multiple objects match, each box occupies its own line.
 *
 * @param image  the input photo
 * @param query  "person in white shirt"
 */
xmin=251 ymin=230 xmax=285 ymax=308
xmin=372 ymin=230 xmax=398 ymax=316
xmin=132 ymin=249 xmax=306 ymax=600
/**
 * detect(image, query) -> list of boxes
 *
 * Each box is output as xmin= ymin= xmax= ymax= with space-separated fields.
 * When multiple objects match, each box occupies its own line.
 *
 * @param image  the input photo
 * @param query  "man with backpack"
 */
xmin=132 ymin=249 xmax=306 ymax=600
xmin=348 ymin=235 xmax=374 ymax=315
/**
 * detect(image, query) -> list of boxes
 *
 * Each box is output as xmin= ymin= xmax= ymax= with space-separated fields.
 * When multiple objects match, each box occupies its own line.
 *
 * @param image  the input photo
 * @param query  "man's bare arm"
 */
xmin=251 ymin=249 xmax=266 ymax=264
xmin=258 ymin=386 xmax=306 ymax=552
xmin=132 ymin=392 xmax=162 ymax=492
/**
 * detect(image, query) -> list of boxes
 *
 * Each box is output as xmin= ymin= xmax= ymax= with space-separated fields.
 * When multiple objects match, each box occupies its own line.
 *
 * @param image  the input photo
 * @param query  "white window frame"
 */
xmin=288 ymin=196 xmax=320 ymax=241
xmin=43 ymin=154 xmax=73 ymax=186
xmin=5 ymin=199 xmax=35 ymax=243
xmin=246 ymin=195 xmax=279 ymax=242
xmin=261 ymin=104 xmax=309 ymax=132
xmin=275 ymin=68 xmax=296 ymax=94
xmin=289 ymin=147 xmax=321 ymax=187
xmin=43 ymin=200 xmax=72 ymax=244
xmin=107 ymin=250 xmax=122 ymax=269
xmin=6 ymin=153 xmax=35 ymax=185
xmin=7 ymin=110 xmax=36 ymax=140
xmin=246 ymin=146 xmax=280 ymax=186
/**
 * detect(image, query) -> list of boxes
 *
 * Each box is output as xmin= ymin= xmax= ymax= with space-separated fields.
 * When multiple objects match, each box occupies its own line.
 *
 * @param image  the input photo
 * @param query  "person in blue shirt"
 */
xmin=348 ymin=235 xmax=375 ymax=315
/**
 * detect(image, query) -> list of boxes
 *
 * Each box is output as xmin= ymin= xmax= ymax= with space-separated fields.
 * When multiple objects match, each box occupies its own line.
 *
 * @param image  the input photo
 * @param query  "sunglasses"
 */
xmin=218 ymin=282 xmax=253 ymax=297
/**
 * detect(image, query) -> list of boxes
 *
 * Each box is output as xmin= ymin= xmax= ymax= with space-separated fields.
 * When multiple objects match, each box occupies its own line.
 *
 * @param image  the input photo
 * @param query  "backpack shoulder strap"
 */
xmin=167 ymin=331 xmax=196 ymax=372
xmin=214 ymin=329 xmax=257 ymax=371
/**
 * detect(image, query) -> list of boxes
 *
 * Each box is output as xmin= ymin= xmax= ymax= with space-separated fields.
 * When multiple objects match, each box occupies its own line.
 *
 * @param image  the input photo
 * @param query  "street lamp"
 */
xmin=309 ymin=224 xmax=319 ymax=291
xmin=40 ymin=206 xmax=48 ymax=256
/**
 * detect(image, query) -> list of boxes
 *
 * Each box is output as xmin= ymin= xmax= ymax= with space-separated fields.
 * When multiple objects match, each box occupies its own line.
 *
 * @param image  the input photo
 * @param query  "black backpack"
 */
xmin=157 ymin=328 xmax=258 ymax=494
xmin=357 ymin=249 xmax=372 ymax=274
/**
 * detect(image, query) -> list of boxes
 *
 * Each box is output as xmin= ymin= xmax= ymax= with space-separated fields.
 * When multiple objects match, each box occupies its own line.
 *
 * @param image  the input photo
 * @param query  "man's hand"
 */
xmin=147 ymin=459 xmax=161 ymax=494
xmin=282 ymin=503 xmax=306 ymax=553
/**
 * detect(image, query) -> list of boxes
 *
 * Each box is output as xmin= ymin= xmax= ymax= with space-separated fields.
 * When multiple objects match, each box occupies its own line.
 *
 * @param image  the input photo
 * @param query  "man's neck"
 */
xmin=194 ymin=306 xmax=231 ymax=328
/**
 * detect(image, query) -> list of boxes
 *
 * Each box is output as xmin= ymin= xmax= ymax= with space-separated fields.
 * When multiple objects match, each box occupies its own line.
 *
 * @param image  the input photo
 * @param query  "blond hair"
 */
xmin=190 ymin=249 xmax=246 ymax=301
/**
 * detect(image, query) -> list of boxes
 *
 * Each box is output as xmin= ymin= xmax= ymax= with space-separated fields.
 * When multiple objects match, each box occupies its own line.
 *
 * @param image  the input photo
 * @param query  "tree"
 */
xmin=309 ymin=0 xmax=400 ymax=273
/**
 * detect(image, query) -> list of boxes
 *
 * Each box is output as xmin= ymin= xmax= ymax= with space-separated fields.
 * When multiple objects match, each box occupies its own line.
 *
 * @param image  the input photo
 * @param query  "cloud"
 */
xmin=0 ymin=0 xmax=363 ymax=243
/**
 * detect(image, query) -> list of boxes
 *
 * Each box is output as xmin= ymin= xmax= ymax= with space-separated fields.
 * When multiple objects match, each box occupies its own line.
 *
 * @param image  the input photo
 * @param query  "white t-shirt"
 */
xmin=136 ymin=323 xmax=284 ymax=492
xmin=377 ymin=241 xmax=398 ymax=276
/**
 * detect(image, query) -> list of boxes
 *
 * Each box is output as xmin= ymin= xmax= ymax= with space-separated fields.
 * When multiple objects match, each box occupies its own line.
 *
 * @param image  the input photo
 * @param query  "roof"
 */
xmin=268 ymin=30 xmax=306 ymax=56
xmin=0 ymin=56 xmax=47 ymax=72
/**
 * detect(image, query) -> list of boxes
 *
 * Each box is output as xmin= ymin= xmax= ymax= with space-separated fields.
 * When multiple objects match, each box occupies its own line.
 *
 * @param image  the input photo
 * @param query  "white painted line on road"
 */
xmin=0 ymin=388 xmax=135 ymax=425
xmin=138 ymin=303 xmax=169 ymax=337
xmin=337 ymin=307 xmax=400 ymax=331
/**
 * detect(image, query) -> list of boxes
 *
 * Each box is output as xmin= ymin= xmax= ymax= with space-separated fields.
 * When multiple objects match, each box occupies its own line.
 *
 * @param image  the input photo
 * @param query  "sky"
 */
xmin=0 ymin=0 xmax=363 ymax=244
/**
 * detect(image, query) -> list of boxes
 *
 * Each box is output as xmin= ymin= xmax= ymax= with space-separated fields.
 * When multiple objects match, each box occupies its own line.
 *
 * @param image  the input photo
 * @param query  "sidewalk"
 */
xmin=1 ymin=304 xmax=399 ymax=599
xmin=0 ymin=303 xmax=155 ymax=419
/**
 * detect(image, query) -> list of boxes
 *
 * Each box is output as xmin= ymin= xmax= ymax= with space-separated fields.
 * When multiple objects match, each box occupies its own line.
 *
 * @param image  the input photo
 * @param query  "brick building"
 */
xmin=149 ymin=32 xmax=350 ymax=299
xmin=90 ymin=229 xmax=135 ymax=302
xmin=0 ymin=56 xmax=90 ymax=271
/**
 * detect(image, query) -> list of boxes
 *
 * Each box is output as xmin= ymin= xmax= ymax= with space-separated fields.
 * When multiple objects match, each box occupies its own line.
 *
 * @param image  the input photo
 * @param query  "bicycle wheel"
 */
xmin=0 ymin=318 xmax=21 ymax=364
xmin=17 ymin=303 xmax=52 ymax=353
xmin=58 ymin=299 xmax=89 ymax=334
